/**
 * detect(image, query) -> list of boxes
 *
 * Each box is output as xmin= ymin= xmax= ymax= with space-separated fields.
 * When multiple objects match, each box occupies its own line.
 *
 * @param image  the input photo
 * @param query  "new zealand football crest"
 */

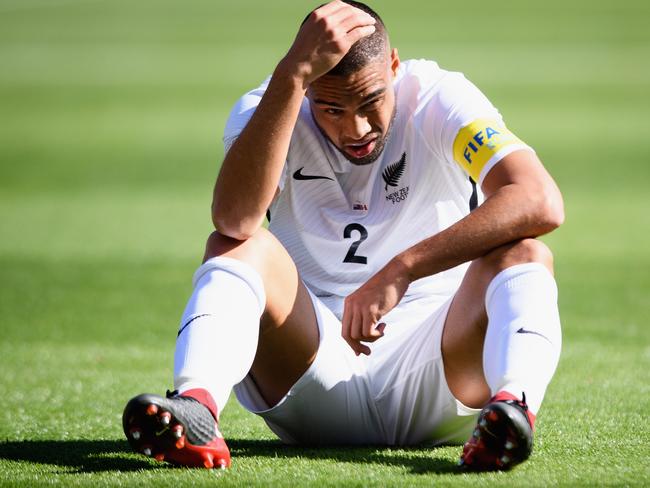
xmin=382 ymin=152 xmax=406 ymax=191
xmin=382 ymin=152 xmax=409 ymax=204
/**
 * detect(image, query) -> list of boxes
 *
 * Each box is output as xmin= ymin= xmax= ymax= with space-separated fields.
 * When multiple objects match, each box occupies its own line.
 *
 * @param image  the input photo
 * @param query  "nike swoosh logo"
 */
xmin=293 ymin=167 xmax=333 ymax=181
xmin=516 ymin=327 xmax=551 ymax=342
xmin=155 ymin=426 xmax=169 ymax=437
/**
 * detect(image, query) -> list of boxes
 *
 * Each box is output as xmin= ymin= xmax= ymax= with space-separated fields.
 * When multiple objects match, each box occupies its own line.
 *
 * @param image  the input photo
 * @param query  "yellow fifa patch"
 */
xmin=452 ymin=119 xmax=525 ymax=181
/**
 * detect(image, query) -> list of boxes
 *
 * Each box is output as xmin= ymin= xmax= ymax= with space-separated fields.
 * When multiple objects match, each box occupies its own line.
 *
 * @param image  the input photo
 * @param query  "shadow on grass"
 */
xmin=0 ymin=439 xmax=151 ymax=473
xmin=0 ymin=438 xmax=459 ymax=474
xmin=229 ymin=439 xmax=460 ymax=475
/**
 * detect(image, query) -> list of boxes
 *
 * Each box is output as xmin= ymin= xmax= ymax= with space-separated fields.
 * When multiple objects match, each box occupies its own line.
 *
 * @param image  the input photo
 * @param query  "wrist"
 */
xmin=390 ymin=254 xmax=416 ymax=284
xmin=275 ymin=57 xmax=311 ymax=91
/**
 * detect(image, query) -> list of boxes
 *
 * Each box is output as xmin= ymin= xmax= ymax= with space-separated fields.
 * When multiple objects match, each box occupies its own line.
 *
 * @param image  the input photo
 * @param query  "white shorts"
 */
xmin=233 ymin=290 xmax=480 ymax=446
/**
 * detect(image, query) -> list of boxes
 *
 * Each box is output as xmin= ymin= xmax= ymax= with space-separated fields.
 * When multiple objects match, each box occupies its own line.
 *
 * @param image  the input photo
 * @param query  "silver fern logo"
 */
xmin=382 ymin=152 xmax=406 ymax=191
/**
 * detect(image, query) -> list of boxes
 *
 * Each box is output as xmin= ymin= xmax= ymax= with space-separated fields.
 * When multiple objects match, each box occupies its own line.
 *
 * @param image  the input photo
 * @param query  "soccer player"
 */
xmin=123 ymin=0 xmax=564 ymax=471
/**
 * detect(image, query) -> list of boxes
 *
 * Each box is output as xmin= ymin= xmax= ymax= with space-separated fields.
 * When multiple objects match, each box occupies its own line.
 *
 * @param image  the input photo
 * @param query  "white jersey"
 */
xmin=223 ymin=59 xmax=532 ymax=319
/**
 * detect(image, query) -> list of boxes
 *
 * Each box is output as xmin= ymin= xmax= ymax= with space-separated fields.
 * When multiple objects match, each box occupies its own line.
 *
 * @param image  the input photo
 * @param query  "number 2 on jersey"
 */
xmin=343 ymin=223 xmax=368 ymax=264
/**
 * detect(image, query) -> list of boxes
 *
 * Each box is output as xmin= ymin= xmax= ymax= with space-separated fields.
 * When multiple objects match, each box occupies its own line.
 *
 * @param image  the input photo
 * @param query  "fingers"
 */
xmin=342 ymin=301 xmax=385 ymax=356
xmin=341 ymin=301 xmax=353 ymax=351
xmin=335 ymin=5 xmax=376 ymax=35
xmin=375 ymin=322 xmax=387 ymax=337
xmin=286 ymin=1 xmax=378 ymax=85
xmin=362 ymin=311 xmax=384 ymax=343
xmin=348 ymin=308 xmax=371 ymax=356
xmin=316 ymin=0 xmax=375 ymax=25
xmin=313 ymin=1 xmax=376 ymax=43
xmin=345 ymin=24 xmax=376 ymax=45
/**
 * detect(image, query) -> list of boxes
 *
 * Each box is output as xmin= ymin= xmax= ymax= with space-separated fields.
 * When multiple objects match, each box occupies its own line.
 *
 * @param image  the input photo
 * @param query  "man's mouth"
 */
xmin=344 ymin=138 xmax=378 ymax=159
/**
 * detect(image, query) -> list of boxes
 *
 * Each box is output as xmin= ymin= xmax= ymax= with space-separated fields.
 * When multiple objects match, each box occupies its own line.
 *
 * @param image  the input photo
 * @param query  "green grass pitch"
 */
xmin=1 ymin=0 xmax=649 ymax=486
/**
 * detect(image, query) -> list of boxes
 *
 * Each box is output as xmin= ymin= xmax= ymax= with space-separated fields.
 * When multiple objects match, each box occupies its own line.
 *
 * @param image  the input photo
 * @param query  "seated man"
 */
xmin=122 ymin=0 xmax=564 ymax=471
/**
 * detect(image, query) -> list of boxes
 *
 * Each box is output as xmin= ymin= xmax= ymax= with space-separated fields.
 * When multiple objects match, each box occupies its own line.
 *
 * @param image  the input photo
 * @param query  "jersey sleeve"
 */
xmin=222 ymin=76 xmax=270 ymax=153
xmin=222 ymin=76 xmax=289 ymax=191
xmin=423 ymin=72 xmax=533 ymax=185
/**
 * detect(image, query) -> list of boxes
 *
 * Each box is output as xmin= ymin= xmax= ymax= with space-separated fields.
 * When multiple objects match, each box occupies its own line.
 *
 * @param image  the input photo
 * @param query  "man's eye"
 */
xmin=363 ymin=98 xmax=382 ymax=111
xmin=325 ymin=108 xmax=342 ymax=115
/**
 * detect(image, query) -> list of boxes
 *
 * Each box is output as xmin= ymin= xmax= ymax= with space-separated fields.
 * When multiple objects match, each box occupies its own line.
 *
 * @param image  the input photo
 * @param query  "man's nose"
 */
xmin=345 ymin=114 xmax=371 ymax=140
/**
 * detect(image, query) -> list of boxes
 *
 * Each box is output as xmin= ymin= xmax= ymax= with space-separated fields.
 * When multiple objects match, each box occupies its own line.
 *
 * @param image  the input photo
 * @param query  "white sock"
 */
xmin=483 ymin=263 xmax=562 ymax=415
xmin=173 ymin=257 xmax=266 ymax=417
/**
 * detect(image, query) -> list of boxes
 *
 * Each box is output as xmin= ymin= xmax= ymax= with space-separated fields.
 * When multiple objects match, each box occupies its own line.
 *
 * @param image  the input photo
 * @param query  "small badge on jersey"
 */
xmin=352 ymin=201 xmax=368 ymax=211
xmin=452 ymin=119 xmax=526 ymax=181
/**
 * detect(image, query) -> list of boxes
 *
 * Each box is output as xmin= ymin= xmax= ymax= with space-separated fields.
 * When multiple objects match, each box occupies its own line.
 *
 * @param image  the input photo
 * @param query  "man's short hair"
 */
xmin=305 ymin=1 xmax=389 ymax=77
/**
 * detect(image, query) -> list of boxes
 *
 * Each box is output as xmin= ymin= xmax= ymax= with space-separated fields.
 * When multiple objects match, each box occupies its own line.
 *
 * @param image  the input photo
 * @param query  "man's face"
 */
xmin=308 ymin=49 xmax=400 ymax=166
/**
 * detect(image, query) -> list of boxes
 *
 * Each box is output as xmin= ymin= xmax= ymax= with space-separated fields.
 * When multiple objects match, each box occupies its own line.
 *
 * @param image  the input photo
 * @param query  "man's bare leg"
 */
xmin=441 ymin=238 xmax=561 ymax=469
xmin=442 ymin=238 xmax=556 ymax=407
xmin=201 ymin=227 xmax=319 ymax=407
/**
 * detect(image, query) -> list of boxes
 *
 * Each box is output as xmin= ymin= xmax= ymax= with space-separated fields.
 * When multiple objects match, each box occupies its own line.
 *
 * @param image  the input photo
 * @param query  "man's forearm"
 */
xmin=395 ymin=181 xmax=563 ymax=282
xmin=212 ymin=61 xmax=307 ymax=240
xmin=213 ymin=4 xmax=377 ymax=240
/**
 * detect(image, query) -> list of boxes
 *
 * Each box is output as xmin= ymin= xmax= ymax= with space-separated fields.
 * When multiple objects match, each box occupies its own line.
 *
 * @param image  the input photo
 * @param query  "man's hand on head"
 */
xmin=281 ymin=0 xmax=376 ymax=87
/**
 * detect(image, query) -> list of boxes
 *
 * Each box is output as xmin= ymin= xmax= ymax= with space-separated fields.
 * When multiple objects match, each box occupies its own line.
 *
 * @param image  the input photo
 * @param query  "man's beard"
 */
xmin=317 ymin=108 xmax=396 ymax=166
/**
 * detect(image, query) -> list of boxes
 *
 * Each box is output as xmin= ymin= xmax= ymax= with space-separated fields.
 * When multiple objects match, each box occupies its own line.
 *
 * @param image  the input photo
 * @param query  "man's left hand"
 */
xmin=341 ymin=258 xmax=411 ymax=355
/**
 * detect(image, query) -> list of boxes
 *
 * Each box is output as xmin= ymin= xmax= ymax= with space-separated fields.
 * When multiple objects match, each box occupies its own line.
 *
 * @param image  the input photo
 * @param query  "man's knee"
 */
xmin=482 ymin=239 xmax=554 ymax=276
xmin=203 ymin=227 xmax=300 ymax=298
xmin=203 ymin=227 xmax=279 ymax=268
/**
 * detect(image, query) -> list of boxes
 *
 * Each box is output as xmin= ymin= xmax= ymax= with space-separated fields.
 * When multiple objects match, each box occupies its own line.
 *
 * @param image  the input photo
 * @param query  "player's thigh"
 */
xmin=204 ymin=228 xmax=319 ymax=407
xmin=441 ymin=239 xmax=554 ymax=409
xmin=235 ymin=292 xmax=383 ymax=445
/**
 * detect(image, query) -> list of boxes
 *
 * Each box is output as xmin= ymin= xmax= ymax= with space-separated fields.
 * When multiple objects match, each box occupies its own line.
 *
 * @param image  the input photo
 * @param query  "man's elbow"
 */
xmin=537 ymin=186 xmax=565 ymax=232
xmin=211 ymin=206 xmax=263 ymax=241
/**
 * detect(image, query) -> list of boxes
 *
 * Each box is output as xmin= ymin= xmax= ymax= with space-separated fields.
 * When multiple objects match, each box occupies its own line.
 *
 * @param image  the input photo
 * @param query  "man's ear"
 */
xmin=390 ymin=48 xmax=400 ymax=77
